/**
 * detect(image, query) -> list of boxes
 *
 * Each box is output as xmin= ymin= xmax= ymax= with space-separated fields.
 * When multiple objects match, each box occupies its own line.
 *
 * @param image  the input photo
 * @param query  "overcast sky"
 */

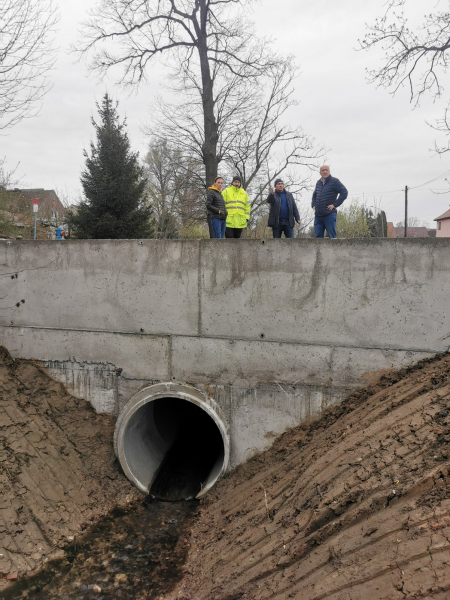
xmin=4 ymin=0 xmax=450 ymax=227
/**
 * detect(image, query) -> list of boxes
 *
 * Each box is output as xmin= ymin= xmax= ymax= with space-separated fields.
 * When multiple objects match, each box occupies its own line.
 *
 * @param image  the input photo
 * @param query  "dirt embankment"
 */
xmin=169 ymin=355 xmax=450 ymax=600
xmin=0 ymin=346 xmax=139 ymax=588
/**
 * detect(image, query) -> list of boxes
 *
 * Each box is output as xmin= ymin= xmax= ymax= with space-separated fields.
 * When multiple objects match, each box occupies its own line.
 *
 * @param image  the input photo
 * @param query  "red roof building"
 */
xmin=387 ymin=222 xmax=397 ymax=238
xmin=393 ymin=226 xmax=430 ymax=238
xmin=387 ymin=223 xmax=432 ymax=238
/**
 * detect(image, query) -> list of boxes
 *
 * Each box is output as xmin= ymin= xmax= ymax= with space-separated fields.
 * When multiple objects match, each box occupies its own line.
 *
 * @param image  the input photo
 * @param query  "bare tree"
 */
xmin=0 ymin=0 xmax=58 ymax=130
xmin=144 ymin=138 xmax=205 ymax=237
xmin=361 ymin=1 xmax=450 ymax=151
xmin=146 ymin=57 xmax=323 ymax=232
xmin=429 ymin=103 xmax=450 ymax=154
xmin=395 ymin=216 xmax=429 ymax=228
xmin=221 ymin=60 xmax=323 ymax=223
xmin=77 ymin=0 xmax=276 ymax=189
xmin=0 ymin=157 xmax=20 ymax=188
xmin=361 ymin=0 xmax=450 ymax=103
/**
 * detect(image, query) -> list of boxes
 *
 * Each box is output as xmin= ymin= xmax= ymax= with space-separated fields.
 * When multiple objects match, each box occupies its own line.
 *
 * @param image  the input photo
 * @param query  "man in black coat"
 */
xmin=266 ymin=178 xmax=301 ymax=238
xmin=311 ymin=166 xmax=348 ymax=238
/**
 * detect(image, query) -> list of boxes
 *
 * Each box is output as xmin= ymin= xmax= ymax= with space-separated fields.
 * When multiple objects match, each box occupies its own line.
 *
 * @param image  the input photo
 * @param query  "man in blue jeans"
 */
xmin=312 ymin=166 xmax=348 ymax=238
xmin=267 ymin=179 xmax=301 ymax=238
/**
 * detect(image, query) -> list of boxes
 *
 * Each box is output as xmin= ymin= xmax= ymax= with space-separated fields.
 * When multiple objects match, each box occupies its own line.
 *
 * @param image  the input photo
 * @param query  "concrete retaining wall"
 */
xmin=1 ymin=238 xmax=449 ymax=467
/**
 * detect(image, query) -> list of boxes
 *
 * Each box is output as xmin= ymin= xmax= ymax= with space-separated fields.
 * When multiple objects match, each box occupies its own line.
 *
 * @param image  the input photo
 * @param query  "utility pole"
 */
xmin=404 ymin=185 xmax=408 ymax=238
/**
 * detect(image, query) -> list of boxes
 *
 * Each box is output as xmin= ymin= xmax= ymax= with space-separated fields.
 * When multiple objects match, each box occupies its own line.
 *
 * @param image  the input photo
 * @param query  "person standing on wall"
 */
xmin=312 ymin=165 xmax=348 ymax=238
xmin=222 ymin=176 xmax=251 ymax=239
xmin=266 ymin=178 xmax=301 ymax=238
xmin=206 ymin=177 xmax=228 ymax=239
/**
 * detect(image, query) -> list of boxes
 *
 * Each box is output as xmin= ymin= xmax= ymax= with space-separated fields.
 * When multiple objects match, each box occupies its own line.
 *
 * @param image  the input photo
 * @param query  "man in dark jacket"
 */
xmin=311 ymin=166 xmax=348 ymax=238
xmin=267 ymin=178 xmax=301 ymax=238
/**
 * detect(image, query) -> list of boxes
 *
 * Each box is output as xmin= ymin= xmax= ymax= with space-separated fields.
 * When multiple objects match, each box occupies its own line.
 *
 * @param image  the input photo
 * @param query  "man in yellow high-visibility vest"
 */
xmin=222 ymin=176 xmax=251 ymax=239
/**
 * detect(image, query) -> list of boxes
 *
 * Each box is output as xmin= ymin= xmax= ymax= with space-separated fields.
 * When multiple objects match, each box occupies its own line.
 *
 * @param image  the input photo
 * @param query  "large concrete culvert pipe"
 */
xmin=114 ymin=383 xmax=230 ymax=501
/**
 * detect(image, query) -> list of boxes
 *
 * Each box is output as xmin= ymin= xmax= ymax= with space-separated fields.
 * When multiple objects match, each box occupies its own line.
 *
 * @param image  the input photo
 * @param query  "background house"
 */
xmin=387 ymin=222 xmax=396 ymax=238
xmin=387 ymin=223 xmax=434 ymax=238
xmin=434 ymin=209 xmax=450 ymax=238
xmin=393 ymin=226 xmax=430 ymax=238
xmin=15 ymin=189 xmax=65 ymax=223
xmin=0 ymin=189 xmax=65 ymax=239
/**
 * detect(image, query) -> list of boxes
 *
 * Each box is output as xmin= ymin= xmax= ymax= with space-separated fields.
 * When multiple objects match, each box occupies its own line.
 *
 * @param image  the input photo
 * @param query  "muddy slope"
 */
xmin=169 ymin=355 xmax=450 ymax=600
xmin=0 ymin=346 xmax=139 ymax=588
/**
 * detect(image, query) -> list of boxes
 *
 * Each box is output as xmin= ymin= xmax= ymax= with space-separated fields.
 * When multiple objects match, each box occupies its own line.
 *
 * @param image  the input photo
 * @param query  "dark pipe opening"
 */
xmin=145 ymin=398 xmax=224 ymax=501
xmin=119 ymin=393 xmax=227 ymax=500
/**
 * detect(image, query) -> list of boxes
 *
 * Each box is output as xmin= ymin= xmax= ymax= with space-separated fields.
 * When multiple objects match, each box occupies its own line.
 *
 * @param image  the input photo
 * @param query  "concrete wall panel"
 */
xmin=0 ymin=240 xmax=199 ymax=336
xmin=0 ymin=326 xmax=169 ymax=413
xmin=224 ymin=384 xmax=340 ymax=466
xmin=171 ymin=336 xmax=433 ymax=388
xmin=200 ymin=239 xmax=450 ymax=351
xmin=1 ymin=238 xmax=449 ymax=467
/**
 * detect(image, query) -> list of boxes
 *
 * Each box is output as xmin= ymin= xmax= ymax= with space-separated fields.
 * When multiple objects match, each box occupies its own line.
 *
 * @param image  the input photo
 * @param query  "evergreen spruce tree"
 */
xmin=68 ymin=94 xmax=154 ymax=239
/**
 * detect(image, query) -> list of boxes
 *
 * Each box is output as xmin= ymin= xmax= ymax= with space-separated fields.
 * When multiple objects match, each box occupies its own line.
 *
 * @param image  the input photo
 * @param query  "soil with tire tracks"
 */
xmin=2 ymin=344 xmax=450 ymax=599
xmin=167 ymin=354 xmax=450 ymax=600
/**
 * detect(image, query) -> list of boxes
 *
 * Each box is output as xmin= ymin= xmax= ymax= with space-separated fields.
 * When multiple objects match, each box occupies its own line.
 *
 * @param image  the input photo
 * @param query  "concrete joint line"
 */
xmin=0 ymin=324 xmax=442 ymax=355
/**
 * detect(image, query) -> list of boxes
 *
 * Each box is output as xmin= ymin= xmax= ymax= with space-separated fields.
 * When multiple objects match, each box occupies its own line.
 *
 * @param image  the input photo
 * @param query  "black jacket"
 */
xmin=312 ymin=176 xmax=348 ymax=217
xmin=266 ymin=190 xmax=300 ymax=228
xmin=206 ymin=187 xmax=228 ymax=220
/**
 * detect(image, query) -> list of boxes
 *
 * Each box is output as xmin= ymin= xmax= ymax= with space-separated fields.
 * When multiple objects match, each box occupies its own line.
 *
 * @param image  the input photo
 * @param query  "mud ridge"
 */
xmin=168 ymin=354 xmax=450 ymax=600
xmin=0 ymin=345 xmax=139 ymax=589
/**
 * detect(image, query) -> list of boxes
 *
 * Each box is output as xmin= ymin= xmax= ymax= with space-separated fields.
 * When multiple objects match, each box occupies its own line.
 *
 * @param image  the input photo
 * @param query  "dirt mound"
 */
xmin=0 ymin=346 xmax=138 ymax=589
xmin=168 ymin=354 xmax=450 ymax=600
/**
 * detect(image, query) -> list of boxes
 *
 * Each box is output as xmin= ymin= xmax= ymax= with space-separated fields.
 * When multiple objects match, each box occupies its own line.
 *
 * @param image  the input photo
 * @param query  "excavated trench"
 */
xmin=3 ymin=346 xmax=450 ymax=600
xmin=1 ymin=498 xmax=198 ymax=600
xmin=114 ymin=384 xmax=230 ymax=501
xmin=0 ymin=352 xmax=227 ymax=599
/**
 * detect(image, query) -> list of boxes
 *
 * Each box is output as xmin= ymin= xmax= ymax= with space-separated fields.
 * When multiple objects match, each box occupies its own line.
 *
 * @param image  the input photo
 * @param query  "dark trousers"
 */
xmin=272 ymin=219 xmax=294 ymax=238
xmin=211 ymin=218 xmax=226 ymax=239
xmin=314 ymin=213 xmax=337 ymax=238
xmin=225 ymin=227 xmax=243 ymax=239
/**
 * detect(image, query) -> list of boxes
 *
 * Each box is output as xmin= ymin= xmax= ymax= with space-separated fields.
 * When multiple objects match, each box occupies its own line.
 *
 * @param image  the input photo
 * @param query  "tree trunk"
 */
xmin=197 ymin=0 xmax=219 ymax=237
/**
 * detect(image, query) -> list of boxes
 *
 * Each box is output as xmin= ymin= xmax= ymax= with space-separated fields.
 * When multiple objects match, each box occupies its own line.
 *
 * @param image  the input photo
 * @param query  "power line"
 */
xmin=408 ymin=168 xmax=450 ymax=189
xmin=349 ymin=189 xmax=402 ymax=196
xmin=380 ymin=192 xmax=403 ymax=209
xmin=347 ymin=167 xmax=450 ymax=198
xmin=409 ymin=188 xmax=450 ymax=191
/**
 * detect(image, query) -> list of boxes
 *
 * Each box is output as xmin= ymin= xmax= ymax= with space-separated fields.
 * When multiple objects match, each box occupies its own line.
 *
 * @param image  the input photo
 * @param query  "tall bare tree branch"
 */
xmin=0 ymin=0 xmax=58 ymax=130
xmin=361 ymin=0 xmax=450 ymax=154
xmin=76 ymin=0 xmax=276 ymax=192
xmin=361 ymin=0 xmax=450 ymax=105
xmin=145 ymin=58 xmax=323 ymax=228
xmin=0 ymin=157 xmax=20 ymax=188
